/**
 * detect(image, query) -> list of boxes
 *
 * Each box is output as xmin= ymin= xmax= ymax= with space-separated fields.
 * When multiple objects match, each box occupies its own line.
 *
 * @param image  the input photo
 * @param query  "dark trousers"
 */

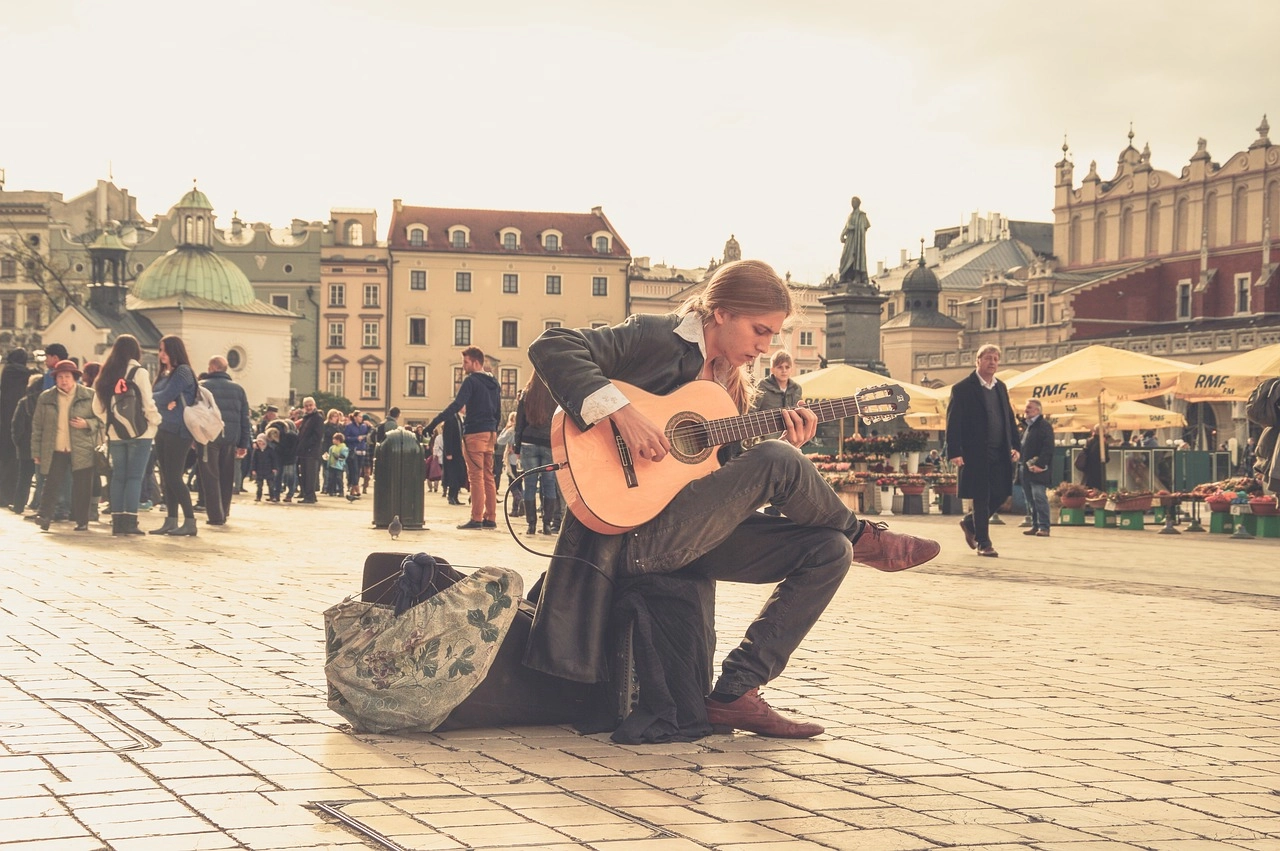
xmin=38 ymin=452 xmax=93 ymax=526
xmin=155 ymin=430 xmax=194 ymax=519
xmin=11 ymin=457 xmax=34 ymax=512
xmin=0 ymin=444 xmax=17 ymax=506
xmin=625 ymin=440 xmax=858 ymax=697
xmin=965 ymin=461 xmax=1008 ymax=548
xmin=299 ymin=456 xmax=319 ymax=502
xmin=198 ymin=439 xmax=237 ymax=524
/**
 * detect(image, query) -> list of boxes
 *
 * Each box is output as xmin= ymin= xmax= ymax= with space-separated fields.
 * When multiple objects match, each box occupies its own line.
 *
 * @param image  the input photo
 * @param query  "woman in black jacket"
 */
xmin=440 ymin=411 xmax=466 ymax=505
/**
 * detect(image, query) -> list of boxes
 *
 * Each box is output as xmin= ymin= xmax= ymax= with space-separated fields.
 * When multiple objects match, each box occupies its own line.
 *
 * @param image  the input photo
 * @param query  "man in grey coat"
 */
xmin=199 ymin=356 xmax=251 ymax=525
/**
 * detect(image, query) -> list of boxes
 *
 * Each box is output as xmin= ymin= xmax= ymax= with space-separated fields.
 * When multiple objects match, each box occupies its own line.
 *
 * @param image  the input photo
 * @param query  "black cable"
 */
xmin=499 ymin=463 xmax=613 ymax=585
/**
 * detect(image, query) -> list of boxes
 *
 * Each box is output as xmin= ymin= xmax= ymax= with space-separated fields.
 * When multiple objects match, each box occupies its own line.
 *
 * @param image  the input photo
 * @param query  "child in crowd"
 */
xmin=249 ymin=434 xmax=278 ymax=502
xmin=325 ymin=433 xmax=349 ymax=496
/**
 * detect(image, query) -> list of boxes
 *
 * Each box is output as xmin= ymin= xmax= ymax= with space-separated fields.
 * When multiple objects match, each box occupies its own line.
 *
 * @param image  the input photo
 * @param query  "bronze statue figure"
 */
xmin=838 ymin=196 xmax=870 ymax=284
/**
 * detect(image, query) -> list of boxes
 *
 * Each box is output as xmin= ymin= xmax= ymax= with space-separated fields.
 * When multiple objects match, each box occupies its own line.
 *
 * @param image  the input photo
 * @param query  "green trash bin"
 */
xmin=372 ymin=428 xmax=425 ymax=529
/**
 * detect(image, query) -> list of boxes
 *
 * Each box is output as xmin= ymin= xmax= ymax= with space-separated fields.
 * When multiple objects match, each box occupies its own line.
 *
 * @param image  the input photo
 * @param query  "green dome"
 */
xmin=134 ymin=247 xmax=256 ymax=306
xmin=177 ymin=188 xmax=214 ymax=210
xmin=89 ymin=231 xmax=130 ymax=252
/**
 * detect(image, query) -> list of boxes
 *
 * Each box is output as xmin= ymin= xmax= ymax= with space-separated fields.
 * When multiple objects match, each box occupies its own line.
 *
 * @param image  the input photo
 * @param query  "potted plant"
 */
xmin=1056 ymin=481 xmax=1089 ymax=509
xmin=1248 ymin=494 xmax=1279 ymax=516
xmin=929 ymin=472 xmax=959 ymax=495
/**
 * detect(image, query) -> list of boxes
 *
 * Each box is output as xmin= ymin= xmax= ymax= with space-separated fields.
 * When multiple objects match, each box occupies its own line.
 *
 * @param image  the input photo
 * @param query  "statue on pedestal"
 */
xmin=838 ymin=196 xmax=871 ymax=285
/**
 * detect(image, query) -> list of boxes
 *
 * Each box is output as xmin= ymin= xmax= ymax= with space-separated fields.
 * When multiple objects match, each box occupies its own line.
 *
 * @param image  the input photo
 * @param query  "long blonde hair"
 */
xmin=677 ymin=259 xmax=792 ymax=413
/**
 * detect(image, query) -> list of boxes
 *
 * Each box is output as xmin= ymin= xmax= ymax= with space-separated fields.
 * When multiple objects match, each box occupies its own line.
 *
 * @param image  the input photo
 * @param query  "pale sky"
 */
xmin=5 ymin=0 xmax=1278 ymax=284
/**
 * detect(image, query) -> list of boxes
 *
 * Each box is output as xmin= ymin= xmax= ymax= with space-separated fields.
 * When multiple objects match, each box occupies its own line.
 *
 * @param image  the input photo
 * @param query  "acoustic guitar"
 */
xmin=551 ymin=379 xmax=909 ymax=534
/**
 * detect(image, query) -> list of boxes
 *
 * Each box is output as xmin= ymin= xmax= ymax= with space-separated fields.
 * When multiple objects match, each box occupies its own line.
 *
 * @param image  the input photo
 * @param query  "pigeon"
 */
xmin=388 ymin=515 xmax=402 ymax=540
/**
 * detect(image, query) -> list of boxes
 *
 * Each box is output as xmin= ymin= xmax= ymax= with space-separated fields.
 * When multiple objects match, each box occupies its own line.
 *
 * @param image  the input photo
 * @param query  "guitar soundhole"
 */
xmin=666 ymin=412 xmax=713 ymax=464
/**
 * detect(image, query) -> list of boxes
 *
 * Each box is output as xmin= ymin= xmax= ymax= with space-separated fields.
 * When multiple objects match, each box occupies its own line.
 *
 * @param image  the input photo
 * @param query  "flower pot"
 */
xmin=904 ymin=451 xmax=920 ymax=474
xmin=1060 ymin=495 xmax=1087 ymax=509
xmin=1205 ymin=498 xmax=1232 ymax=513
xmin=1248 ymin=498 xmax=1279 ymax=516
xmin=899 ymin=484 xmax=925 ymax=496
xmin=934 ymin=484 xmax=958 ymax=496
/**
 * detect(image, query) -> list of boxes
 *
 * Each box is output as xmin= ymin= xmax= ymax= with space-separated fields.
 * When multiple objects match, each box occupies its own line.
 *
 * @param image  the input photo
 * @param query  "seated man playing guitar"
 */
xmin=526 ymin=258 xmax=940 ymax=739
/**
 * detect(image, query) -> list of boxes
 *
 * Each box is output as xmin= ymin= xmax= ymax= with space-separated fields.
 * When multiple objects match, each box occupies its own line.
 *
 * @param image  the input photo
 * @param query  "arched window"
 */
xmin=1174 ymin=197 xmax=1189 ymax=252
xmin=1269 ymin=181 xmax=1280 ymax=239
xmin=1233 ymin=185 xmax=1249 ymax=244
xmin=544 ymin=234 xmax=559 ymax=251
xmin=594 ymin=235 xmax=609 ymax=254
xmin=503 ymin=232 xmax=517 ymax=250
xmin=1093 ymin=211 xmax=1107 ymax=263
xmin=451 ymin=230 xmax=466 ymax=248
xmin=1205 ymin=191 xmax=1219 ymax=247
xmin=1068 ymin=215 xmax=1082 ymax=266
xmin=1119 ymin=206 xmax=1134 ymax=259
xmin=184 ymin=215 xmax=193 ymax=243
xmin=1146 ymin=202 xmax=1161 ymax=255
xmin=408 ymin=227 xmax=425 ymax=247
xmin=347 ymin=222 xmax=363 ymax=245
xmin=195 ymin=216 xmax=206 ymax=244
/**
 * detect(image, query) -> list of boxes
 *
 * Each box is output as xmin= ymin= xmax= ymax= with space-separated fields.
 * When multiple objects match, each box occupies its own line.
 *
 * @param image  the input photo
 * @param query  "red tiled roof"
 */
xmin=386 ymin=205 xmax=630 ymax=258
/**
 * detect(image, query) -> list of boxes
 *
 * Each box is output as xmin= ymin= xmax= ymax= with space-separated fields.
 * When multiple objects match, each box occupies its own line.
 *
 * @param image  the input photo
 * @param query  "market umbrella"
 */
xmin=1004 ymin=345 xmax=1194 ymax=407
xmin=1046 ymin=398 xmax=1187 ymax=431
xmin=1172 ymin=343 xmax=1280 ymax=402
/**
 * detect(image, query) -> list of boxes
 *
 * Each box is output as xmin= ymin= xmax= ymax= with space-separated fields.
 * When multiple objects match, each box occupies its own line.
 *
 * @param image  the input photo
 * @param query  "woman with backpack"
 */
xmin=150 ymin=335 xmax=199 ymax=536
xmin=92 ymin=335 xmax=162 ymax=536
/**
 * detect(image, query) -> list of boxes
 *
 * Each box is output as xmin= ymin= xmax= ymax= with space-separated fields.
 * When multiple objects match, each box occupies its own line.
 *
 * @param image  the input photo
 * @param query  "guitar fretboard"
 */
xmin=669 ymin=385 xmax=908 ymax=448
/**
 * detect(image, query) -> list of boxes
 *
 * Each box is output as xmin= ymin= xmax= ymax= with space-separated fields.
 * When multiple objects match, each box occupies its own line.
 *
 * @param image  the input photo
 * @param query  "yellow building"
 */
xmin=386 ymin=201 xmax=630 ymax=422
xmin=320 ymin=209 xmax=389 ymax=417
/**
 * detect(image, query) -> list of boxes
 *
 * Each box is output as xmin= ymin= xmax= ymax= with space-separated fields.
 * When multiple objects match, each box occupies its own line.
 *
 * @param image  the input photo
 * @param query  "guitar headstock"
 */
xmin=854 ymin=384 xmax=911 ymax=423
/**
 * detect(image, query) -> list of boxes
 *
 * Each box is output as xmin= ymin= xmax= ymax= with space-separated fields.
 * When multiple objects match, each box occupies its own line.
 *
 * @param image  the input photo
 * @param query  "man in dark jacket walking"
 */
xmin=295 ymin=396 xmax=326 ymax=504
xmin=1018 ymin=399 xmax=1055 ymax=537
xmin=426 ymin=346 xmax=501 ymax=529
xmin=198 ymin=356 xmax=252 ymax=525
xmin=946 ymin=344 xmax=1020 ymax=557
xmin=0 ymin=348 xmax=34 ymax=506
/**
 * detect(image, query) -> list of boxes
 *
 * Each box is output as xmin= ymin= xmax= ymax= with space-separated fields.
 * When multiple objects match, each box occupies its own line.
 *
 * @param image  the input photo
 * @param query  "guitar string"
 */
xmin=666 ymin=392 xmax=907 ymax=445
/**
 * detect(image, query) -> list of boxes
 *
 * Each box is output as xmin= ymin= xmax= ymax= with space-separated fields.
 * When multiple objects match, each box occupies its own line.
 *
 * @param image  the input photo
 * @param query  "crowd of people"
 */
xmin=0 ymin=335 xmax=568 ymax=538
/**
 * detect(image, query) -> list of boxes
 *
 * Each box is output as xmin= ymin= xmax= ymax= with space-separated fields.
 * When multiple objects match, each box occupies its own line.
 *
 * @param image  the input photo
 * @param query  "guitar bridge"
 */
xmin=611 ymin=422 xmax=639 ymax=489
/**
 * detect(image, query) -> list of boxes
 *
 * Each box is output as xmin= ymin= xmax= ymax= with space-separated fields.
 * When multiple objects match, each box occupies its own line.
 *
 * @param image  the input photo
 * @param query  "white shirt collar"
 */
xmin=673 ymin=312 xmax=732 ymax=386
xmin=976 ymin=372 xmax=997 ymax=390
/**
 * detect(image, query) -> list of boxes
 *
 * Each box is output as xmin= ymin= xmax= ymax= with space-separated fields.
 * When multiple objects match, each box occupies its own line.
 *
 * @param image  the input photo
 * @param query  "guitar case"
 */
xmin=360 ymin=552 xmax=594 ymax=730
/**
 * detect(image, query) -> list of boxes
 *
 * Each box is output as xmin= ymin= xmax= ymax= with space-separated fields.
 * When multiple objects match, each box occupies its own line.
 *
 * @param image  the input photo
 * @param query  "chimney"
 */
xmin=900 ymin=249 xmax=908 ymax=267
xmin=876 ymin=259 xmax=885 ymax=276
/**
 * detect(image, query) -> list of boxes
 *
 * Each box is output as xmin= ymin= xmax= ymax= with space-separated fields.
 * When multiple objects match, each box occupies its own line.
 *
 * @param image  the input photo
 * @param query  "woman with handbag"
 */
xmin=92 ymin=335 xmax=162 ymax=536
xmin=150 ymin=335 xmax=199 ymax=536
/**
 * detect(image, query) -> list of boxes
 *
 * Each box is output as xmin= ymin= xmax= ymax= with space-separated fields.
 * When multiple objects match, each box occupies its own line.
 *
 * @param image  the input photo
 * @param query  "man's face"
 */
xmin=1023 ymin=402 xmax=1040 ymax=419
xmin=462 ymin=355 xmax=480 ymax=374
xmin=55 ymin=371 xmax=77 ymax=392
xmin=976 ymin=350 xmax=1000 ymax=381
xmin=770 ymin=360 xmax=793 ymax=383
xmin=303 ymin=400 xmax=316 ymax=414
xmin=45 ymin=353 xmax=59 ymax=369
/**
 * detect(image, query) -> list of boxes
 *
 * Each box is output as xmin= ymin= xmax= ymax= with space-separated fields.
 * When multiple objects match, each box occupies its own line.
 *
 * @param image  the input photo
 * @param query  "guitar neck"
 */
xmin=703 ymin=396 xmax=866 ymax=445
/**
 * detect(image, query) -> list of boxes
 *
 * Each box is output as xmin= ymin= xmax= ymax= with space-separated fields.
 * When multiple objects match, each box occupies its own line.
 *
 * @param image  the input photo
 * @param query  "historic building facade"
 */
xmin=320 ymin=209 xmax=389 ymax=416
xmin=384 ymin=202 xmax=630 ymax=423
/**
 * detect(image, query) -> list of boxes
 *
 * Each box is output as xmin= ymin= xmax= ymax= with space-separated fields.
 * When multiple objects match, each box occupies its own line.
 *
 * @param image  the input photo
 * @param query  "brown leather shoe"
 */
xmin=851 ymin=521 xmax=941 ymax=572
xmin=959 ymin=516 xmax=978 ymax=549
xmin=977 ymin=545 xmax=999 ymax=557
xmin=704 ymin=688 xmax=823 ymax=738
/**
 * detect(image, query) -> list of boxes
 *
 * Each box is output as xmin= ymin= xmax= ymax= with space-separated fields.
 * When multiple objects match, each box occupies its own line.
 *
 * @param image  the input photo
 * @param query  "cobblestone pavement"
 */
xmin=1 ymin=490 xmax=1278 ymax=851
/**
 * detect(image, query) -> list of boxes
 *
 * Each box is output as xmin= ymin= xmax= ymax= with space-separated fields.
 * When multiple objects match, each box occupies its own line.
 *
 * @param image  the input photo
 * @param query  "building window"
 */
xmin=451 ymin=230 xmax=466 ymax=248
xmin=328 ymin=321 xmax=345 ymax=348
xmin=1 ymin=297 xmax=14 ymax=328
xmin=410 ymin=270 xmax=426 ymax=290
xmin=1235 ymin=273 xmax=1251 ymax=314
xmin=798 ymin=330 xmax=814 ymax=347
xmin=984 ymin=298 xmax=999 ymax=330
xmin=363 ymin=284 xmax=380 ymax=307
xmin=501 ymin=320 xmax=518 ymax=348
xmin=327 ymin=368 xmax=344 ymax=396
xmin=544 ymin=320 xmax=561 ymax=331
xmin=502 ymin=273 xmax=518 ymax=294
xmin=328 ymin=283 xmax=345 ymax=307
xmin=591 ymin=322 xmax=608 ymax=329
xmin=595 ymin=236 xmax=609 ymax=254
xmin=454 ymin=318 xmax=471 ymax=346
xmin=363 ymin=321 xmax=379 ymax=348
xmin=500 ymin=367 xmax=518 ymax=399
xmin=407 ymin=366 xmax=426 ymax=397
xmin=347 ymin=222 xmax=363 ymax=245
xmin=408 ymin=317 xmax=427 ymax=345
xmin=947 ymin=299 xmax=959 ymax=317
xmin=886 ymin=303 xmax=896 ymax=320
xmin=283 ymin=263 xmax=293 ymax=274
xmin=455 ymin=271 xmax=471 ymax=292
xmin=0 ymin=258 xmax=15 ymax=279
xmin=545 ymin=274 xmax=561 ymax=295
xmin=544 ymin=234 xmax=559 ymax=251
xmin=592 ymin=276 xmax=608 ymax=296
xmin=271 ymin=294 xmax=290 ymax=310
xmin=453 ymin=366 xmax=464 ymax=394
xmin=362 ymin=369 xmax=379 ymax=399
xmin=1176 ymin=279 xmax=1192 ymax=320
xmin=1031 ymin=293 xmax=1046 ymax=325
xmin=409 ymin=228 xmax=425 ymax=247
xmin=503 ymin=232 xmax=518 ymax=250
